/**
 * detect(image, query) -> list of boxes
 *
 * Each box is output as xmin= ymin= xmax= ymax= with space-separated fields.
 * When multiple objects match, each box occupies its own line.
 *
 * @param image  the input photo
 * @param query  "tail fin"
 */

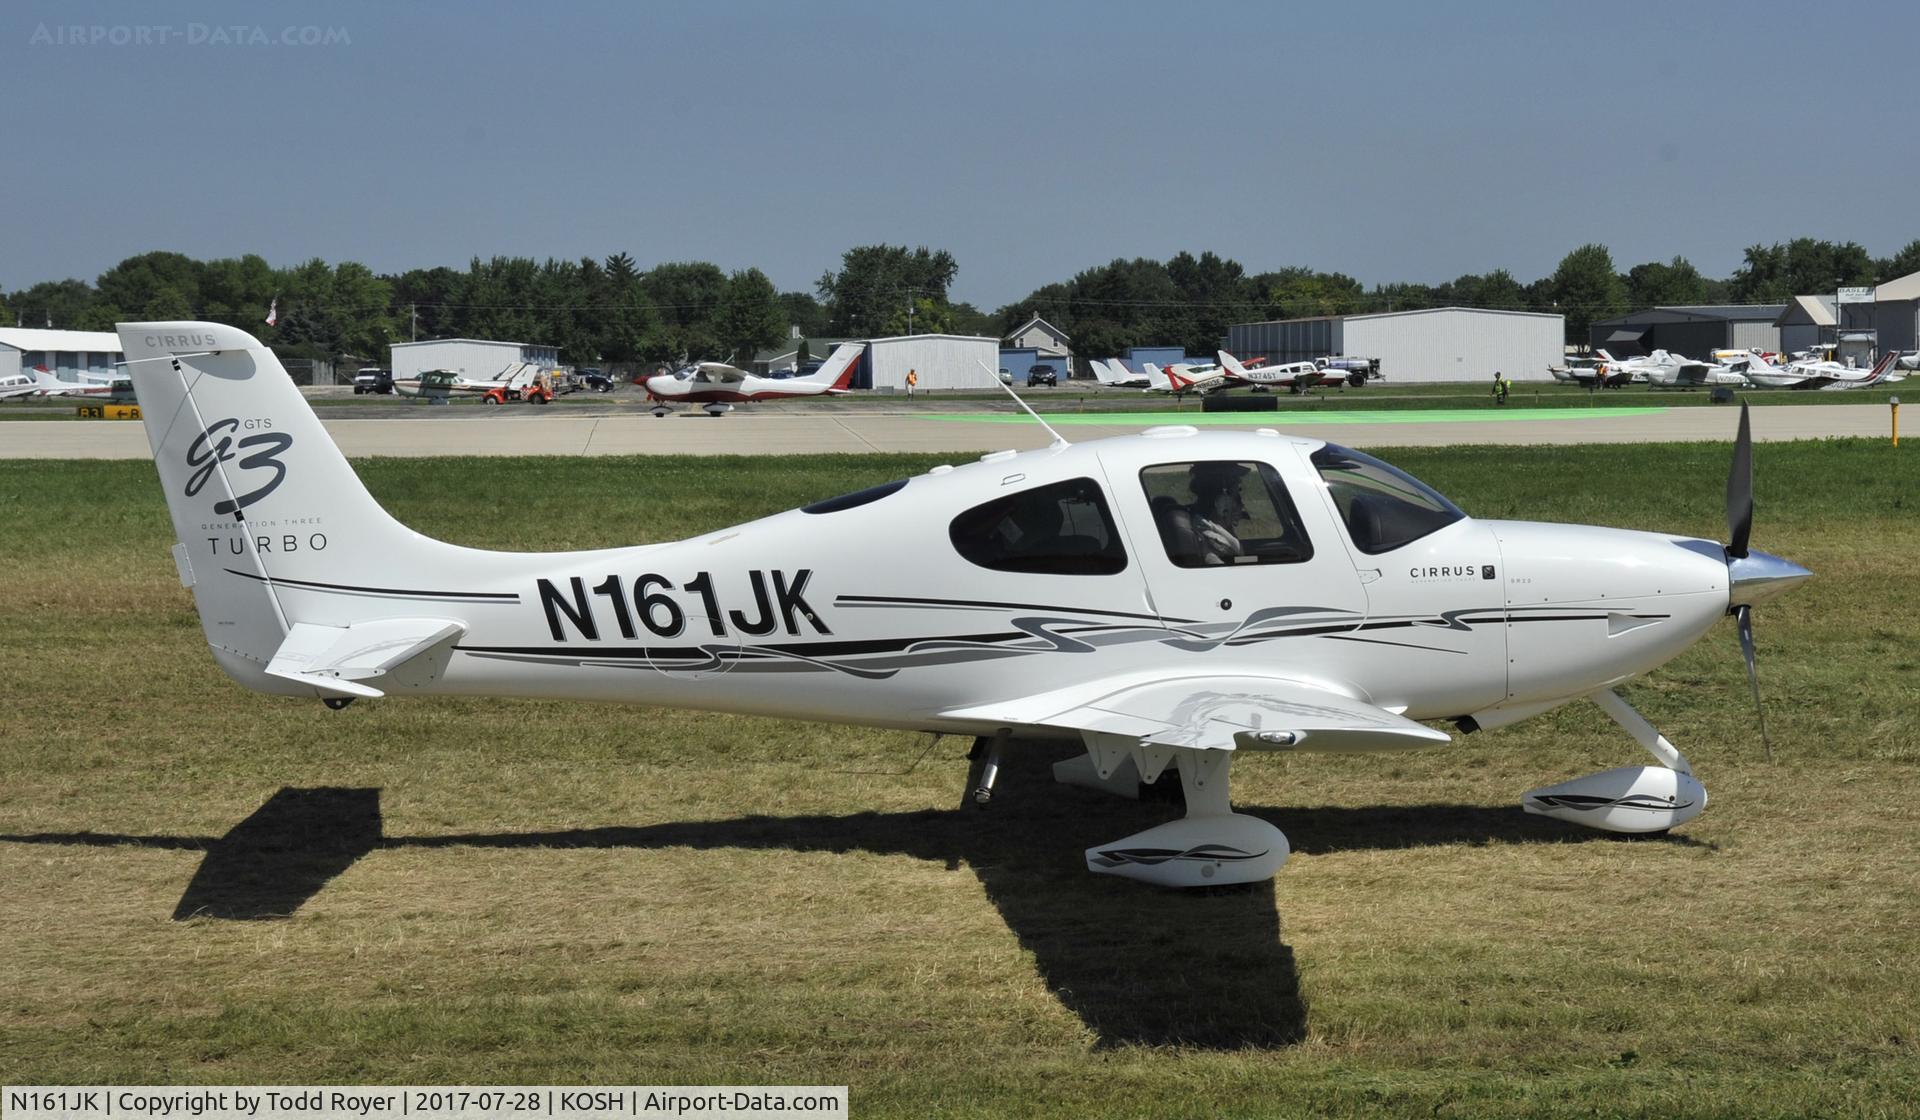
xmin=1143 ymin=363 xmax=1172 ymax=391
xmin=1861 ymin=350 xmax=1898 ymax=384
xmin=1216 ymin=350 xmax=1250 ymax=380
xmin=797 ymin=342 xmax=864 ymax=391
xmin=1092 ymin=359 xmax=1127 ymax=385
xmin=117 ymin=322 xmax=468 ymax=694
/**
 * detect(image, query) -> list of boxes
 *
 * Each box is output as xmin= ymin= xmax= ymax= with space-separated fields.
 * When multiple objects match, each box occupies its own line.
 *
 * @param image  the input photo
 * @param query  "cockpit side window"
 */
xmin=949 ymin=477 xmax=1127 ymax=575
xmin=1310 ymin=444 xmax=1465 ymax=554
xmin=1139 ymin=461 xmax=1313 ymax=568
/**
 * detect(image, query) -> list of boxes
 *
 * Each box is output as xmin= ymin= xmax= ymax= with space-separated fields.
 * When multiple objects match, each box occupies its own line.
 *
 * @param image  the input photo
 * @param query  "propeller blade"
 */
xmin=1725 ymin=402 xmax=1753 ymax=558
xmin=1735 ymin=604 xmax=1773 ymax=763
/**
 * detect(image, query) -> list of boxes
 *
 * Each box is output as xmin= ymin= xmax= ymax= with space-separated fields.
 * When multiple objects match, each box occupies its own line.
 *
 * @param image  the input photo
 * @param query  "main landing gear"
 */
xmin=1521 ymin=688 xmax=1706 ymax=833
xmin=1055 ymin=732 xmax=1289 ymax=888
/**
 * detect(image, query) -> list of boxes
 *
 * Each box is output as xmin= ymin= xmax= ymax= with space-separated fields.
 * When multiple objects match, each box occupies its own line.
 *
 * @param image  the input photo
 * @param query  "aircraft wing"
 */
xmin=942 ymin=673 xmax=1451 ymax=753
xmin=694 ymin=362 xmax=751 ymax=384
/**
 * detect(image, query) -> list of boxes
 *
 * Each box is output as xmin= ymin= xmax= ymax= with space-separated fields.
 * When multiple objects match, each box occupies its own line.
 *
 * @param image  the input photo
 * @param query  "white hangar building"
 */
xmin=0 ymin=327 xmax=123 ymax=383
xmin=857 ymin=333 xmax=1000 ymax=391
xmin=1227 ymin=307 xmax=1566 ymax=384
xmin=389 ymin=337 xmax=561 ymax=380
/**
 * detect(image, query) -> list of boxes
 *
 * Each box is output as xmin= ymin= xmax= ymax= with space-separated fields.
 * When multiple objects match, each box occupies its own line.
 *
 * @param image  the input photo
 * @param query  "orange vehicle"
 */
xmin=482 ymin=370 xmax=554 ymax=405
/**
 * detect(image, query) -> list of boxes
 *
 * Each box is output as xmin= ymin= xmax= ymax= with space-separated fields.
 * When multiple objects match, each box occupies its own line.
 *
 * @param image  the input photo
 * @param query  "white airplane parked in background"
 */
xmin=393 ymin=362 xmax=556 ymax=399
xmin=1090 ymin=359 xmax=1152 ymax=388
xmin=0 ymin=371 xmax=46 ymax=399
xmin=1784 ymin=349 xmax=1902 ymax=391
xmin=10 ymin=366 xmax=131 ymax=398
xmin=1627 ymin=350 xmax=1752 ymax=389
xmin=1216 ymin=352 xmax=1330 ymax=392
xmin=112 ymin=320 xmax=1810 ymax=889
xmin=640 ymin=342 xmax=863 ymax=416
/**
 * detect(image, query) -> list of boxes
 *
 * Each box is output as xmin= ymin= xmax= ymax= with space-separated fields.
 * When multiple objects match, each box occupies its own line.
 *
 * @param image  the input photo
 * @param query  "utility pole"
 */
xmin=411 ymin=303 xmax=417 ymax=342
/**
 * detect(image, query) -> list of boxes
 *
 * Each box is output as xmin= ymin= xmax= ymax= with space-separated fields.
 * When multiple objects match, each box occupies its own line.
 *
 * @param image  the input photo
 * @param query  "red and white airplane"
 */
xmin=5 ymin=365 xmax=132 ymax=399
xmin=640 ymin=343 xmax=863 ymax=416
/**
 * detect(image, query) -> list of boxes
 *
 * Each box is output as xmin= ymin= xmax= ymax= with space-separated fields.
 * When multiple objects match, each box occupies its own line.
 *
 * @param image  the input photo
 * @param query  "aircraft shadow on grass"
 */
xmin=0 ymin=745 xmax=1704 ymax=1050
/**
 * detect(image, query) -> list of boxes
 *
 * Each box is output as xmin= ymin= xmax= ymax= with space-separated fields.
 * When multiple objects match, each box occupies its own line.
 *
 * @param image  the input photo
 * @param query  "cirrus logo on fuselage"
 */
xmin=184 ymin=417 xmax=292 ymax=516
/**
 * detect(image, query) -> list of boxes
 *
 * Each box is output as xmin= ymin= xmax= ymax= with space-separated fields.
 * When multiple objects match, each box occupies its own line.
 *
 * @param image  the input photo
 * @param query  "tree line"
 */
xmin=6 ymin=237 xmax=1916 ymax=365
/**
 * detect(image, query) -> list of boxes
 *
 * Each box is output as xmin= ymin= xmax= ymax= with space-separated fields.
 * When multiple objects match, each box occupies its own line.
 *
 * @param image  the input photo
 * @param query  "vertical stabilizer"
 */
xmin=796 ymin=342 xmax=865 ymax=391
xmin=117 ymin=322 xmax=462 ymax=691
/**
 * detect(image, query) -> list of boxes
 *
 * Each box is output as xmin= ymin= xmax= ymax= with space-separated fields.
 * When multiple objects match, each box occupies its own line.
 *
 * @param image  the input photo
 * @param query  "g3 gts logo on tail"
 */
xmin=185 ymin=418 xmax=292 ymax=516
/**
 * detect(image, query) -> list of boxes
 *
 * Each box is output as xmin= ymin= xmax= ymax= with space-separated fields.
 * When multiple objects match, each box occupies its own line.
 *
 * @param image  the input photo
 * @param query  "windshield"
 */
xmin=1310 ymin=444 xmax=1465 ymax=555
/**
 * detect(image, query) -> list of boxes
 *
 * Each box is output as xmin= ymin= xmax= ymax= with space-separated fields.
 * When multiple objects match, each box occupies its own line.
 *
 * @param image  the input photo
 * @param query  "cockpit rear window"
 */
xmin=949 ymin=477 xmax=1127 ymax=575
xmin=1311 ymin=444 xmax=1465 ymax=554
xmin=803 ymin=478 xmax=909 ymax=514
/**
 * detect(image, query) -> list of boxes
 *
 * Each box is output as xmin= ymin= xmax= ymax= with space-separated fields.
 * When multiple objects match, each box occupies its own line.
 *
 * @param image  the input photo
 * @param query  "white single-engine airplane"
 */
xmin=640 ymin=342 xmax=863 ymax=416
xmin=115 ymin=321 xmax=1810 ymax=888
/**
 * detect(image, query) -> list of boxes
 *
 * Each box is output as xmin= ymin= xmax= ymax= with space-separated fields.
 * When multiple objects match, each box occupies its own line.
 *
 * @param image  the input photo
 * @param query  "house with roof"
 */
xmin=1774 ymin=296 xmax=1836 ymax=357
xmin=1001 ymin=315 xmax=1073 ymax=380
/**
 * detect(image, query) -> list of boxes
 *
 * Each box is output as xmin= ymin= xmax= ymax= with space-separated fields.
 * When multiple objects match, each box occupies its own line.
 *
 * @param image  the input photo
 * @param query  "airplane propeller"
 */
xmin=1721 ymin=402 xmax=1811 ymax=763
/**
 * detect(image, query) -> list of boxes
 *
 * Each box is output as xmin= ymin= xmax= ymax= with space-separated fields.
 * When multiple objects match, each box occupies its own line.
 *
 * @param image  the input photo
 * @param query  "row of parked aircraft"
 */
xmin=0 ymin=366 xmax=132 ymax=400
xmin=1550 ymin=348 xmax=1908 ymax=391
xmin=1089 ymin=353 xmax=1372 ymax=395
xmin=386 ymin=343 xmax=866 ymax=417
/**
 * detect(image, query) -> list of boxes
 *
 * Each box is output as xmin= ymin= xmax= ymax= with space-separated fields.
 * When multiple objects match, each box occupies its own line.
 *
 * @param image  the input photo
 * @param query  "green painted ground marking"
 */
xmin=922 ymin=407 xmax=1670 ymax=425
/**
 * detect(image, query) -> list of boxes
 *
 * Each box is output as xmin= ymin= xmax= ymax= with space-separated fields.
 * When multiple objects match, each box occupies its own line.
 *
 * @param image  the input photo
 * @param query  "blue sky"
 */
xmin=7 ymin=0 xmax=1916 ymax=307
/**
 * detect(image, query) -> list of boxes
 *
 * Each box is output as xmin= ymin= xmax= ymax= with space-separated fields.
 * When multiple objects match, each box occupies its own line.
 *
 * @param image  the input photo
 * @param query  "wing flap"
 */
xmin=943 ymin=674 xmax=1450 ymax=754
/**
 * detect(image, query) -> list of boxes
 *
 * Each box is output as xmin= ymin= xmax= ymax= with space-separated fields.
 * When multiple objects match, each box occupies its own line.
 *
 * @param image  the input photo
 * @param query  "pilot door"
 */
xmin=1095 ymin=447 xmax=1371 ymax=663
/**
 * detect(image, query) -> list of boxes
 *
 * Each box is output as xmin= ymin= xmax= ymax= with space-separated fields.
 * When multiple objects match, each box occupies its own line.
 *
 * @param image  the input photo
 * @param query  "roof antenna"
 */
xmin=974 ymin=359 xmax=1070 ymax=448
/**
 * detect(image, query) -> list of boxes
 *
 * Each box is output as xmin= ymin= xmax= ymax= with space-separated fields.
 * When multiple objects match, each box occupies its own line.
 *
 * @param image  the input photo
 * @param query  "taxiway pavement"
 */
xmin=0 ymin=402 xmax=1896 ymax=459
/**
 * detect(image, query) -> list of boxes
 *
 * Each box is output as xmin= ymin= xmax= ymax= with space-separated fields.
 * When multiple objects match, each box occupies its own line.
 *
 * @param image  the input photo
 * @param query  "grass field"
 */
xmin=2 ymin=442 xmax=1917 ymax=1118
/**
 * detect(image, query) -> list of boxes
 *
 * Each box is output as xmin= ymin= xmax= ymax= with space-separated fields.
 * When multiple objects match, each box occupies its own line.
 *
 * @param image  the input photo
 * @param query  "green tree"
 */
xmin=1433 ymin=270 xmax=1526 ymax=310
xmin=1249 ymin=268 xmax=1366 ymax=318
xmin=198 ymin=254 xmax=279 ymax=324
xmin=389 ymin=266 xmax=464 ymax=342
xmin=1547 ymin=244 xmax=1628 ymax=344
xmin=1166 ymin=250 xmax=1254 ymax=356
xmin=1624 ymin=257 xmax=1709 ymax=309
xmin=10 ymin=278 xmax=103 ymax=329
xmin=639 ymin=261 xmax=727 ymax=360
xmin=1880 ymin=239 xmax=1920 ymax=283
xmin=779 ymin=291 xmax=829 ymax=338
xmin=599 ymin=252 xmax=654 ymax=367
xmin=1729 ymin=239 xmax=1875 ymax=303
xmin=96 ymin=251 xmax=205 ymax=318
xmin=947 ymin=301 xmax=998 ymax=337
xmin=818 ymin=245 xmax=958 ymax=336
xmin=712 ymin=268 xmax=787 ymax=365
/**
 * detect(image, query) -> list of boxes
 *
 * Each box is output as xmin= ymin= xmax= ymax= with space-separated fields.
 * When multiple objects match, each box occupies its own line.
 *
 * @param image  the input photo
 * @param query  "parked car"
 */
xmin=352 ymin=367 xmax=393 ymax=395
xmin=576 ymin=368 xmax=614 ymax=393
xmin=1027 ymin=363 xmax=1059 ymax=387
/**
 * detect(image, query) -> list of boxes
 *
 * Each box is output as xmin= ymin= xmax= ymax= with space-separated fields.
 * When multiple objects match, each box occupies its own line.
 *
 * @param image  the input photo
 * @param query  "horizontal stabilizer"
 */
xmin=265 ymin=618 xmax=466 ymax=698
xmin=944 ymin=673 xmax=1450 ymax=753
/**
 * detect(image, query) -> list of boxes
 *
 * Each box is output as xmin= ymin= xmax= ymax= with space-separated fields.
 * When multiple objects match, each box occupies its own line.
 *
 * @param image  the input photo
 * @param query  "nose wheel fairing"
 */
xmin=1522 ymin=688 xmax=1707 ymax=834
